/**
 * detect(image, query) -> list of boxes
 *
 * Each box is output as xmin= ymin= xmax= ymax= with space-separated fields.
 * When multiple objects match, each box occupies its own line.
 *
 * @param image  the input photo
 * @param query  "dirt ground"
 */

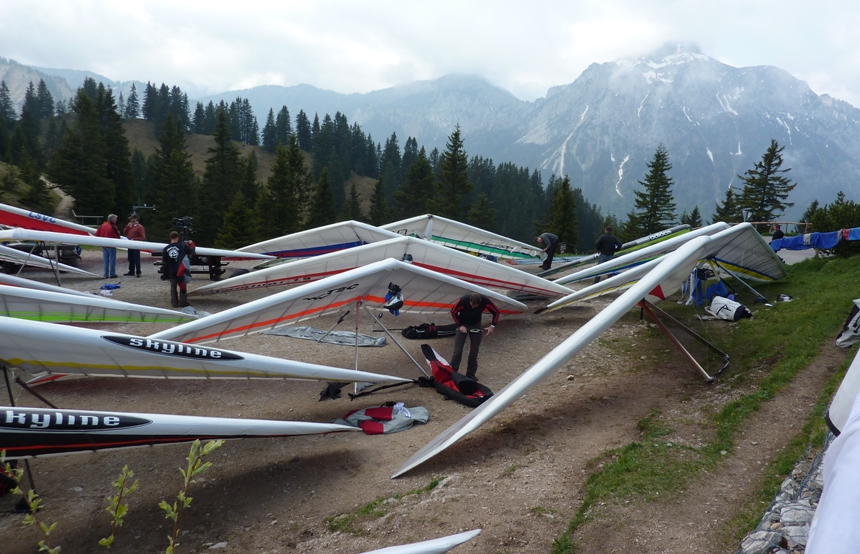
xmin=0 ymin=247 xmax=846 ymax=554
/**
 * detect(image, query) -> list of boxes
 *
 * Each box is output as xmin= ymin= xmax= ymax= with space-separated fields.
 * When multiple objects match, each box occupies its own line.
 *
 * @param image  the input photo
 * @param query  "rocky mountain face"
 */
xmin=0 ymin=57 xmax=75 ymax=110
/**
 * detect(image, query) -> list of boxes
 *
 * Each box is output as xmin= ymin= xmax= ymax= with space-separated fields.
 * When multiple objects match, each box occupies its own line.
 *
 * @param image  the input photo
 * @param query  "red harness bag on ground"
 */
xmin=421 ymin=344 xmax=494 ymax=408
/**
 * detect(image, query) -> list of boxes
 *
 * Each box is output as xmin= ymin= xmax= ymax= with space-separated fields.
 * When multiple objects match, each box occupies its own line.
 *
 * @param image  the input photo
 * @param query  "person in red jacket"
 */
xmin=122 ymin=213 xmax=146 ymax=277
xmin=449 ymin=292 xmax=500 ymax=381
xmin=94 ymin=214 xmax=120 ymax=278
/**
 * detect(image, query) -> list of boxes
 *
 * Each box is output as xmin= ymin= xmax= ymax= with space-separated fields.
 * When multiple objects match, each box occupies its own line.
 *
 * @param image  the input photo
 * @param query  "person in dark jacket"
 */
xmin=449 ymin=292 xmax=500 ymax=380
xmin=536 ymin=232 xmax=559 ymax=270
xmin=594 ymin=226 xmax=622 ymax=283
xmin=161 ymin=232 xmax=193 ymax=308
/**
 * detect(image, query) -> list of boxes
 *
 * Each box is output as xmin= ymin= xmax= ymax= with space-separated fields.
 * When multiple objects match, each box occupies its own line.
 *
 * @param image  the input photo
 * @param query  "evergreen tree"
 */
xmin=197 ymin=108 xmax=243 ymax=244
xmin=240 ymin=151 xmax=260 ymax=207
xmin=216 ymin=191 xmax=257 ymax=249
xmin=262 ymin=143 xmax=301 ymax=238
xmin=97 ymin=84 xmax=135 ymax=215
xmin=55 ymin=99 xmax=68 ymax=117
xmin=20 ymin=153 xmax=53 ymax=213
xmin=680 ymin=206 xmax=703 ymax=228
xmin=192 ymin=102 xmax=206 ymax=134
xmin=622 ymin=144 xmax=676 ymax=239
xmin=22 ymin=81 xmax=39 ymax=118
xmin=368 ymin=176 xmax=392 ymax=225
xmin=36 ymin=80 xmax=54 ymax=118
xmin=339 ymin=182 xmax=364 ymax=221
xmin=364 ymin=134 xmax=379 ymax=178
xmin=311 ymin=113 xmax=320 ymax=148
xmin=9 ymin=103 xmax=43 ymax=167
xmin=276 ymin=106 xmax=292 ymax=145
xmin=393 ymin=146 xmax=434 ymax=218
xmin=48 ymin=89 xmax=114 ymax=215
xmin=429 ymin=125 xmax=471 ymax=220
xmin=0 ymin=165 xmax=18 ymax=197
xmin=117 ymin=91 xmax=125 ymax=117
xmin=306 ymin=167 xmax=336 ymax=228
xmin=0 ymin=81 xmax=16 ymax=126
xmin=203 ymin=102 xmax=217 ymax=135
xmin=379 ymin=132 xmax=401 ymax=201
xmin=711 ymin=186 xmax=742 ymax=224
xmin=544 ymin=175 xmax=577 ymax=247
xmin=738 ymin=139 xmax=796 ymax=224
xmin=0 ymin=117 xmax=8 ymax=162
xmin=149 ymin=115 xmax=198 ymax=236
xmin=125 ymin=83 xmax=140 ymax=119
xmin=467 ymin=193 xmax=497 ymax=232
xmin=262 ymin=108 xmax=277 ymax=152
xmin=130 ymin=148 xmax=150 ymax=205
xmin=295 ymin=109 xmax=311 ymax=151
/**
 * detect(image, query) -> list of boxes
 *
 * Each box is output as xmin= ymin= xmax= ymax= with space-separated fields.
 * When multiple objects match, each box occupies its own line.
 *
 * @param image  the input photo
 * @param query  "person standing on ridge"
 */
xmin=594 ymin=225 xmax=622 ymax=283
xmin=449 ymin=292 xmax=500 ymax=381
xmin=123 ymin=213 xmax=146 ymax=277
xmin=536 ymin=232 xmax=559 ymax=270
xmin=94 ymin=214 xmax=120 ymax=279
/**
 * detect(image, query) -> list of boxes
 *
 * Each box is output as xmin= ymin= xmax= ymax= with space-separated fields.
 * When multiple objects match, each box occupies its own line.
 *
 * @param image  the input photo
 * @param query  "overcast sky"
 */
xmin=3 ymin=1 xmax=859 ymax=106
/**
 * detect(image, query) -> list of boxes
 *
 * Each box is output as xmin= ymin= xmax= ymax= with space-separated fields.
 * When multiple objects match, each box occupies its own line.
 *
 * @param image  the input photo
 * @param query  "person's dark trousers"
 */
xmin=450 ymin=327 xmax=483 ymax=379
xmin=169 ymin=278 xmax=179 ymax=307
xmin=594 ymin=253 xmax=614 ymax=284
xmin=127 ymin=249 xmax=141 ymax=276
xmin=541 ymin=244 xmax=557 ymax=270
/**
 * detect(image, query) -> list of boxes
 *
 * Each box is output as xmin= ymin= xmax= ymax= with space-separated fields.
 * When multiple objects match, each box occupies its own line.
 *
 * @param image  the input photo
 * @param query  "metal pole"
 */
xmin=316 ymin=310 xmax=351 ymax=343
xmin=2 ymin=366 xmax=36 ymax=492
xmin=363 ymin=305 xmax=429 ymax=377
xmin=710 ymin=259 xmax=768 ymax=303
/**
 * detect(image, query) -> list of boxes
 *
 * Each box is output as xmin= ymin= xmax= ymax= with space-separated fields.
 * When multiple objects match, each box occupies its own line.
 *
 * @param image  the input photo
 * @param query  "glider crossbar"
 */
xmin=363 ymin=306 xmax=430 ymax=378
xmin=2 ymin=365 xmax=38 ymax=492
xmin=638 ymin=300 xmax=729 ymax=382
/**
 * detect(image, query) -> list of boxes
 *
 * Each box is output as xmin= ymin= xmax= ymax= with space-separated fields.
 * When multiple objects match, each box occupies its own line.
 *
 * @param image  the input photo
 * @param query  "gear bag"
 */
xmin=707 ymin=296 xmax=752 ymax=322
xmin=401 ymin=323 xmax=458 ymax=340
xmin=420 ymin=344 xmax=493 ymax=408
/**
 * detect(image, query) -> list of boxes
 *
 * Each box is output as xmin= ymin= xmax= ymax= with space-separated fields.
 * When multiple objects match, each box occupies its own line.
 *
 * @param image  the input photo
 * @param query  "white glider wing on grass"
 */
xmin=0 ymin=229 xmax=275 ymax=260
xmin=232 ymin=220 xmax=401 ymax=259
xmin=0 ymin=406 xmax=360 ymax=459
xmin=381 ymin=214 xmax=543 ymax=261
xmin=192 ymin=236 xmax=572 ymax=298
xmin=152 ymin=258 xmax=527 ymax=345
xmin=0 ymin=285 xmax=197 ymax=324
xmin=0 ymin=316 xmax=408 ymax=384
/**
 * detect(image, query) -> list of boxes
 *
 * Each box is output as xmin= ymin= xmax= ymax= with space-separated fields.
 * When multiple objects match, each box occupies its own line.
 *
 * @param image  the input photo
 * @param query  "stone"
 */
xmin=739 ymin=530 xmax=782 ymax=554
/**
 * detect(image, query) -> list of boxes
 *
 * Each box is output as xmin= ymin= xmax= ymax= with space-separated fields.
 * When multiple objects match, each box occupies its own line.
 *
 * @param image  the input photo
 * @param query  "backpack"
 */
xmin=401 ymin=323 xmax=458 ymax=340
xmin=707 ymin=296 xmax=752 ymax=322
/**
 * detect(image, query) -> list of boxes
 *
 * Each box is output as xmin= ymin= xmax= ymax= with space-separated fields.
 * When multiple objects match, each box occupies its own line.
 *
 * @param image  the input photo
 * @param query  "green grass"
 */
xmin=552 ymin=255 xmax=860 ymax=553
xmin=324 ymin=477 xmax=444 ymax=536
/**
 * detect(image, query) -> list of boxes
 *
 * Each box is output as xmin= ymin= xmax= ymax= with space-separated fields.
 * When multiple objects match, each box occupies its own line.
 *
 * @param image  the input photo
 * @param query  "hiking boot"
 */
xmin=124 ymin=272 xmax=135 ymax=276
xmin=179 ymin=291 xmax=190 ymax=308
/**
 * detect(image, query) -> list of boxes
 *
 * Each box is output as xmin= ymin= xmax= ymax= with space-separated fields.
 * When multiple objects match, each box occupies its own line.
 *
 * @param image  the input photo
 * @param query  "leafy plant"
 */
xmin=100 ymin=465 xmax=139 ymax=550
xmin=160 ymin=439 xmax=224 ymax=554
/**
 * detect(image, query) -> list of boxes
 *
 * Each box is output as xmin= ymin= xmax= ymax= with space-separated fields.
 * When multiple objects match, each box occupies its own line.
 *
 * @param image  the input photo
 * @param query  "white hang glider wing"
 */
xmin=192 ymin=236 xmax=572 ymax=298
xmin=0 ymin=316 xmax=409 ymax=384
xmin=0 ymin=273 xmax=94 ymax=297
xmin=539 ymin=224 xmax=691 ymax=278
xmin=358 ymin=529 xmax=482 ymax=554
xmin=393 ymin=234 xmax=756 ymax=477
xmin=0 ymin=202 xmax=95 ymax=235
xmin=0 ymin=406 xmax=359 ymax=459
xmin=554 ymin=222 xmax=731 ymax=285
xmin=541 ymin=223 xmax=786 ymax=313
xmin=152 ymin=258 xmax=527 ymax=345
xmin=0 ymin=286 xmax=197 ymax=324
xmin=0 ymin=229 xmax=275 ymax=260
xmin=0 ymin=244 xmax=96 ymax=276
xmin=381 ymin=214 xmax=544 ymax=261
xmin=233 ymin=220 xmax=401 ymax=259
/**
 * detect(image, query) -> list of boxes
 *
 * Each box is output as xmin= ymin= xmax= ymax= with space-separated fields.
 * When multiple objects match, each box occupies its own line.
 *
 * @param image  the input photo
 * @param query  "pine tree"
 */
xmin=393 ymin=146 xmax=434 ymax=218
xmin=263 ymin=143 xmax=300 ymax=237
xmin=339 ymin=182 xmax=364 ymax=221
xmin=623 ymin=144 xmax=676 ymax=239
xmin=711 ymin=186 xmax=742 ymax=224
xmin=149 ymin=115 xmax=198 ymax=236
xmin=262 ymin=108 xmax=277 ymax=152
xmin=738 ymin=139 xmax=796 ymax=224
xmin=216 ymin=191 xmax=257 ymax=249
xmin=20 ymin=153 xmax=53 ymax=213
xmin=295 ymin=109 xmax=311 ymax=151
xmin=97 ymin=84 xmax=134 ymax=215
xmin=36 ymin=80 xmax=54 ymax=118
xmin=680 ymin=206 xmax=703 ymax=228
xmin=306 ymin=167 xmax=336 ymax=228
xmin=125 ymin=83 xmax=140 ymax=119
xmin=379 ymin=132 xmax=401 ymax=201
xmin=544 ymin=175 xmax=578 ymax=247
xmin=368 ymin=176 xmax=392 ymax=226
xmin=467 ymin=193 xmax=497 ymax=232
xmin=22 ymin=81 xmax=39 ymax=119
xmin=240 ymin=152 xmax=259 ymax=207
xmin=0 ymin=81 xmax=16 ymax=126
xmin=429 ymin=125 xmax=471 ymax=220
xmin=276 ymin=106 xmax=292 ymax=145
xmin=197 ymin=108 xmax=243 ymax=244
xmin=192 ymin=102 xmax=206 ymax=134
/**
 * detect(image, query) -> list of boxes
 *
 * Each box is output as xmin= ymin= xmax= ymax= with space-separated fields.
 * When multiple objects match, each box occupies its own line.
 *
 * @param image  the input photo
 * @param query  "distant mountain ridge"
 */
xmin=4 ymin=45 xmax=860 ymax=218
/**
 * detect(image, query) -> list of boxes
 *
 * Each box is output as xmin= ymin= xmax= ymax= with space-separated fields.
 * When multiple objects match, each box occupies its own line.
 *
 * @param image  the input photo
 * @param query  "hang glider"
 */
xmin=541 ymin=223 xmax=786 ymax=313
xmin=0 ymin=229 xmax=275 ymax=260
xmin=0 ymin=316 xmax=409 ymax=384
xmin=191 ymin=236 xmax=573 ymax=298
xmin=233 ymin=220 xmax=401 ymax=259
xmin=0 ymin=273 xmax=94 ymax=297
xmin=381 ymin=214 xmax=544 ymax=261
xmin=0 ymin=202 xmax=94 ymax=235
xmin=358 ymin=529 xmax=482 ymax=554
xmin=826 ymin=346 xmax=860 ymax=436
xmin=0 ymin=405 xmax=359 ymax=459
xmin=151 ymin=258 xmax=527 ymax=345
xmin=554 ymin=222 xmax=732 ymax=285
xmin=0 ymin=285 xmax=197 ymax=324
xmin=393 ymin=233 xmax=765 ymax=477
xmin=538 ymin=224 xmax=691 ymax=278
xmin=0 ymin=243 xmax=95 ymax=276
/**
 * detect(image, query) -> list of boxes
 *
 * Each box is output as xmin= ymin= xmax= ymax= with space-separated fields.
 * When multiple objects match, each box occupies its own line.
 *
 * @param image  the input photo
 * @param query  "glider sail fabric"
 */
xmin=0 ymin=286 xmax=197 ymax=324
xmin=0 ymin=273 xmax=95 ymax=297
xmin=554 ymin=222 xmax=731 ymax=285
xmin=392 ymin=236 xmax=715 ymax=478
xmin=192 ymin=236 xmax=573 ymax=298
xmin=0 ymin=202 xmax=95 ymax=235
xmin=381 ymin=214 xmax=543 ymax=261
xmin=233 ymin=220 xmax=401 ymax=259
xmin=0 ymin=244 xmax=95 ymax=276
xmin=0 ymin=406 xmax=359 ymax=459
xmin=152 ymin=259 xmax=527 ymax=344
xmin=358 ymin=529 xmax=482 ymax=554
xmin=0 ymin=229 xmax=275 ymax=260
xmin=0 ymin=316 xmax=409 ymax=383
